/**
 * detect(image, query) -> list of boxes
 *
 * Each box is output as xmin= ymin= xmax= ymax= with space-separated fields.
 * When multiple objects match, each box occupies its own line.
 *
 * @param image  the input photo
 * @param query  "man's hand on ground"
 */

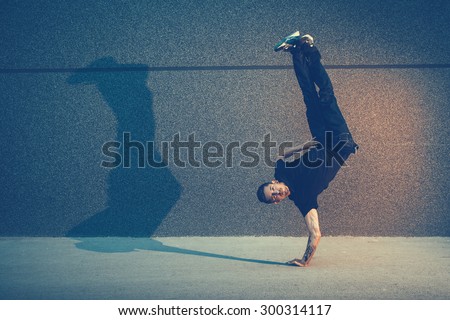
xmin=286 ymin=258 xmax=308 ymax=267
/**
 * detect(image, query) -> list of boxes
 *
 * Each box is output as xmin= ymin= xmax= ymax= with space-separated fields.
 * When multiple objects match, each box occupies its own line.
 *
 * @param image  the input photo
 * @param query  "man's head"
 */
xmin=257 ymin=180 xmax=291 ymax=204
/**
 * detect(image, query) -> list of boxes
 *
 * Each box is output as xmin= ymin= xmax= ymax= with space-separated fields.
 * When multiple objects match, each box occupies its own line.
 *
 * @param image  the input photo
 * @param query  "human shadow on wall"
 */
xmin=66 ymin=57 xmax=181 ymax=237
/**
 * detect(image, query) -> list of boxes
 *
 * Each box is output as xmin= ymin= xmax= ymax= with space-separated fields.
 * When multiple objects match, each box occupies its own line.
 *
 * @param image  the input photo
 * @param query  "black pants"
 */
xmin=291 ymin=45 xmax=357 ymax=152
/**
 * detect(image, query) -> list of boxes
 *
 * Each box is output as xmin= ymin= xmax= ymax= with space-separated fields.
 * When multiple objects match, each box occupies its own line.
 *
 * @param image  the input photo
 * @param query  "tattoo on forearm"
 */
xmin=306 ymin=236 xmax=312 ymax=247
xmin=302 ymin=245 xmax=315 ymax=262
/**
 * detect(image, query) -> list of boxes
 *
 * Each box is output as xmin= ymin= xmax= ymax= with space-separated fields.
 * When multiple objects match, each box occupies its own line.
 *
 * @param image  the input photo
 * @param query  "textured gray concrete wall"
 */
xmin=1 ymin=0 xmax=449 ymax=236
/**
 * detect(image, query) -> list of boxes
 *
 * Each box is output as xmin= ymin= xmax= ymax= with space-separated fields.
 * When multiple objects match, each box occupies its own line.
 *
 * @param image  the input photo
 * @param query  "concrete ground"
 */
xmin=0 ymin=237 xmax=449 ymax=300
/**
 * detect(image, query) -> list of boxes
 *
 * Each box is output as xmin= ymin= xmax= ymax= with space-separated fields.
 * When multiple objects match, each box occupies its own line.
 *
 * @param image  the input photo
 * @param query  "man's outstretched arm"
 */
xmin=277 ymin=139 xmax=319 ymax=160
xmin=288 ymin=208 xmax=321 ymax=267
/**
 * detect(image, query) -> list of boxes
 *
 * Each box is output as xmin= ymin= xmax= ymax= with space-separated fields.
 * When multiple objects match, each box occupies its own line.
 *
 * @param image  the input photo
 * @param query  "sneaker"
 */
xmin=300 ymin=34 xmax=314 ymax=47
xmin=273 ymin=31 xmax=300 ymax=52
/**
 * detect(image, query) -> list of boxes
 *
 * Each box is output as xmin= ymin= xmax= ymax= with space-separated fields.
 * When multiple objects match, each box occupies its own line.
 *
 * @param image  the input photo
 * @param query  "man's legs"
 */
xmin=291 ymin=47 xmax=326 ymax=142
xmin=277 ymin=32 xmax=356 ymax=149
xmin=291 ymin=43 xmax=354 ymax=147
xmin=300 ymin=43 xmax=357 ymax=150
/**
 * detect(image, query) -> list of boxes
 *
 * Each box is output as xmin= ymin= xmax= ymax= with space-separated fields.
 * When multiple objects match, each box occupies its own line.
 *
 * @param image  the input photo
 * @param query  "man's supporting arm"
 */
xmin=300 ymin=208 xmax=322 ymax=266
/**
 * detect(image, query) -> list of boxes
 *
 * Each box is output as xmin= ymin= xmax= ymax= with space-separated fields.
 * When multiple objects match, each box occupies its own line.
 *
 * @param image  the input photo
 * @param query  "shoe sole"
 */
xmin=274 ymin=43 xmax=291 ymax=52
xmin=274 ymin=31 xmax=300 ymax=52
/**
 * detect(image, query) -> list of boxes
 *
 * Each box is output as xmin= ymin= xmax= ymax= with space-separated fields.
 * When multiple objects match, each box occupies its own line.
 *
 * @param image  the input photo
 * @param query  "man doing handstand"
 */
xmin=257 ymin=31 xmax=358 ymax=267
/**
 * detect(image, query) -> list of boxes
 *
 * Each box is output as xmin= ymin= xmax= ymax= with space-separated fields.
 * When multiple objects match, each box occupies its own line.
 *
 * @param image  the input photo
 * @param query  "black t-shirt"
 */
xmin=274 ymin=146 xmax=352 ymax=216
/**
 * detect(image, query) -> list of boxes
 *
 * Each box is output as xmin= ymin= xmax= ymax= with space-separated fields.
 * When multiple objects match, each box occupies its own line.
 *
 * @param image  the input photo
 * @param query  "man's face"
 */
xmin=263 ymin=180 xmax=291 ymax=204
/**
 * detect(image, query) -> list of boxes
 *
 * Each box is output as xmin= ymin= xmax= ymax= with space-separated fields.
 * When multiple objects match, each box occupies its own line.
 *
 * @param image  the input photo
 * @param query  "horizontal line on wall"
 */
xmin=0 ymin=64 xmax=449 ymax=74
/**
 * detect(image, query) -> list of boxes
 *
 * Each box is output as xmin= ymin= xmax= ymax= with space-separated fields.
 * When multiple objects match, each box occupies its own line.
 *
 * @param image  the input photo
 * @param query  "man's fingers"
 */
xmin=287 ymin=258 xmax=307 ymax=267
